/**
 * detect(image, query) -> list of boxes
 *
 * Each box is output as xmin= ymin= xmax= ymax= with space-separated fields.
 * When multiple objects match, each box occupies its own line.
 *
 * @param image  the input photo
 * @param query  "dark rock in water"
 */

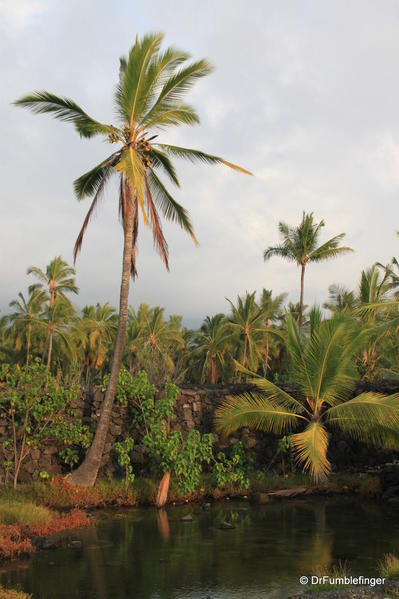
xmin=36 ymin=536 xmax=58 ymax=550
xmin=380 ymin=465 xmax=399 ymax=503
xmin=202 ymin=502 xmax=211 ymax=511
xmin=219 ymin=521 xmax=235 ymax=530
xmin=251 ymin=492 xmax=270 ymax=504
xmin=181 ymin=514 xmax=193 ymax=522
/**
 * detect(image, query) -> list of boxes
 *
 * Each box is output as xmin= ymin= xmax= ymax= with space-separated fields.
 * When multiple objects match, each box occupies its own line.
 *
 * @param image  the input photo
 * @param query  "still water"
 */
xmin=1 ymin=497 xmax=398 ymax=599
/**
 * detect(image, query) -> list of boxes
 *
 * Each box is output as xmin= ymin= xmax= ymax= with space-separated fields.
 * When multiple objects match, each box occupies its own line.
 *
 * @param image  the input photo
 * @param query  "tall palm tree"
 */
xmin=263 ymin=212 xmax=353 ymax=327
xmin=27 ymin=256 xmax=78 ymax=308
xmin=8 ymin=289 xmax=46 ymax=364
xmin=226 ymin=291 xmax=266 ymax=372
xmin=216 ymin=314 xmax=399 ymax=482
xmin=192 ymin=313 xmax=233 ymax=383
xmin=16 ymin=32 xmax=250 ymax=486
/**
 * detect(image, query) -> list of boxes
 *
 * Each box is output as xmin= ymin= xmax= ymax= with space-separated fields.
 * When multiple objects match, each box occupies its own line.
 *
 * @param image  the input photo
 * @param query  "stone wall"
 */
xmin=1 ymin=380 xmax=398 ymax=483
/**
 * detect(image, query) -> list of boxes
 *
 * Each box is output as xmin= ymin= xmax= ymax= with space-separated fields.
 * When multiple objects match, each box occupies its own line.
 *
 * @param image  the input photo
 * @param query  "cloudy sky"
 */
xmin=1 ymin=0 xmax=399 ymax=327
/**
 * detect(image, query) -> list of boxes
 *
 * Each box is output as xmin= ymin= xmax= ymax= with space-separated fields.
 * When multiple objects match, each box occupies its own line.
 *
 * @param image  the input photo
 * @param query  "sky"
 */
xmin=1 ymin=0 xmax=399 ymax=327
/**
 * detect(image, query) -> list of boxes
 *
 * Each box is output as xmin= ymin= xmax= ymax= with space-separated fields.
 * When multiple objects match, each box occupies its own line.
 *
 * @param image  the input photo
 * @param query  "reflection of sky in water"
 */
xmin=1 ymin=497 xmax=397 ymax=599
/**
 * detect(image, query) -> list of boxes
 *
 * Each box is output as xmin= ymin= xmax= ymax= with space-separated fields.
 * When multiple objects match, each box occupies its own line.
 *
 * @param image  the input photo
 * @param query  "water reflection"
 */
xmin=1 ymin=497 xmax=398 ymax=599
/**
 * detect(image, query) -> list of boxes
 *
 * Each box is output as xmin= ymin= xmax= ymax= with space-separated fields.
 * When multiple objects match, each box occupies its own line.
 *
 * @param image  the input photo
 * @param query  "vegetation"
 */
xmin=264 ymin=212 xmax=353 ymax=327
xmin=0 ymin=361 xmax=90 ymax=488
xmin=216 ymin=314 xmax=399 ymax=481
xmin=379 ymin=553 xmax=399 ymax=579
xmin=15 ymin=31 xmax=250 ymax=487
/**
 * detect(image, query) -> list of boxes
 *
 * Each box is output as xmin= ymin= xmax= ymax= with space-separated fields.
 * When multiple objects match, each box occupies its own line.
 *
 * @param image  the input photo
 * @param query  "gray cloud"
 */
xmin=1 ymin=0 xmax=399 ymax=326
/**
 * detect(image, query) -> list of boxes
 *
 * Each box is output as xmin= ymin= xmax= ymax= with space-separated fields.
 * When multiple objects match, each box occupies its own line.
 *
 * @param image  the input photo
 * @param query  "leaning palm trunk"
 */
xmin=69 ymin=190 xmax=134 ymax=487
xmin=156 ymin=471 xmax=171 ymax=508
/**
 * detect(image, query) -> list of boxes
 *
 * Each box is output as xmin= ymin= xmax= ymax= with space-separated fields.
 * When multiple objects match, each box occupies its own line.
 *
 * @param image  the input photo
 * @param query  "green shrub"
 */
xmin=213 ymin=442 xmax=250 ymax=490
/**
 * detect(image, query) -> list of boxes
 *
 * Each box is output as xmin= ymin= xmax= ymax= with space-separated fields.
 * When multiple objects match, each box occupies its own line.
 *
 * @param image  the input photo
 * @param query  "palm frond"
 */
xmin=325 ymin=392 xmax=399 ymax=447
xmin=215 ymin=391 xmax=305 ymax=435
xmin=291 ymin=421 xmax=330 ymax=482
xmin=157 ymin=144 xmax=252 ymax=175
xmin=73 ymin=152 xmax=120 ymax=200
xmin=147 ymin=169 xmax=197 ymax=242
xmin=14 ymin=91 xmax=112 ymax=139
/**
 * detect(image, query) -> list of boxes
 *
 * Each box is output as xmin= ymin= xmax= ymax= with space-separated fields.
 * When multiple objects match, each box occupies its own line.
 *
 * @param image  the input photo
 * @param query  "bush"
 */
xmin=213 ymin=442 xmax=250 ymax=490
xmin=0 ymin=586 xmax=31 ymax=599
xmin=379 ymin=553 xmax=399 ymax=579
xmin=0 ymin=361 xmax=90 ymax=487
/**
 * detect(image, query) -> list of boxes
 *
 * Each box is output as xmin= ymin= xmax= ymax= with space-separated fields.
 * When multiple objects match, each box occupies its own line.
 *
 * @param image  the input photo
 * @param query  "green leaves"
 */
xmin=158 ymin=144 xmax=253 ymax=174
xmin=14 ymin=91 xmax=112 ymax=139
xmin=291 ymin=422 xmax=330 ymax=482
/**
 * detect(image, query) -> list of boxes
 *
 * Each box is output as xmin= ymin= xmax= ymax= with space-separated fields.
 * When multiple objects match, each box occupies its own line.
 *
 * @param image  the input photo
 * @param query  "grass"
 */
xmin=379 ymin=553 xmax=399 ymax=579
xmin=0 ymin=586 xmax=31 ymax=599
xmin=307 ymin=561 xmax=352 ymax=592
xmin=0 ymin=471 xmax=379 ymax=511
xmin=0 ymin=501 xmax=54 ymax=527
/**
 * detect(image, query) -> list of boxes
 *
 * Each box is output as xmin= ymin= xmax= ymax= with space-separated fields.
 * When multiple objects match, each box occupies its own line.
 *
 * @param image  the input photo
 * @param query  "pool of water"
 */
xmin=1 ymin=497 xmax=398 ymax=598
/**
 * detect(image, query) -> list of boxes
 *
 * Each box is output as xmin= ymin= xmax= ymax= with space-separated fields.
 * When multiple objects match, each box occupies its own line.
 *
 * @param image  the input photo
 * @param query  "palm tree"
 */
xmin=192 ymin=314 xmax=233 ymax=383
xmin=8 ymin=289 xmax=46 ymax=364
xmin=15 ymin=32 xmax=250 ymax=486
xmin=27 ymin=256 xmax=78 ymax=309
xmin=135 ymin=306 xmax=185 ymax=381
xmin=357 ymin=264 xmax=395 ymax=379
xmin=323 ymin=284 xmax=356 ymax=314
xmin=38 ymin=297 xmax=75 ymax=368
xmin=226 ymin=291 xmax=266 ymax=372
xmin=263 ymin=212 xmax=353 ymax=327
xmin=216 ymin=314 xmax=399 ymax=482
xmin=259 ymin=289 xmax=286 ymax=376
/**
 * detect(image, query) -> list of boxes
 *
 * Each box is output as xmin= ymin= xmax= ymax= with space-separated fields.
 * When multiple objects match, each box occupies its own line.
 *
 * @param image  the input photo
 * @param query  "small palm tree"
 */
xmin=264 ymin=212 xmax=353 ymax=327
xmin=8 ymin=289 xmax=46 ymax=364
xmin=27 ymin=256 xmax=78 ymax=308
xmin=192 ymin=314 xmax=233 ymax=383
xmin=259 ymin=289 xmax=286 ymax=376
xmin=16 ymin=32 xmax=251 ymax=486
xmin=226 ymin=291 xmax=266 ymax=372
xmin=136 ymin=306 xmax=184 ymax=381
xmin=37 ymin=297 xmax=75 ymax=367
xmin=216 ymin=314 xmax=399 ymax=482
xmin=323 ymin=284 xmax=356 ymax=314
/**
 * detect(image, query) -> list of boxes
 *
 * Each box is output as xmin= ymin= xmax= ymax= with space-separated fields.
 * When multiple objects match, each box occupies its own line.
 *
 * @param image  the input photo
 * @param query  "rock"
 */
xmin=181 ymin=514 xmax=193 ymax=522
xmin=251 ymin=493 xmax=270 ymax=504
xmin=219 ymin=521 xmax=235 ymax=530
xmin=202 ymin=502 xmax=212 ymax=511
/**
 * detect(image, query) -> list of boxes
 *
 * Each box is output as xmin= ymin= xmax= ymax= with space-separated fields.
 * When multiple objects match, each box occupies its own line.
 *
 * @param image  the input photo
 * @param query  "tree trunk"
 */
xmin=47 ymin=328 xmax=54 ymax=367
xmin=156 ymin=471 xmax=171 ymax=508
xmin=298 ymin=262 xmax=306 ymax=328
xmin=69 ymin=184 xmax=134 ymax=487
xmin=265 ymin=319 xmax=270 ymax=377
xmin=26 ymin=325 xmax=31 ymax=366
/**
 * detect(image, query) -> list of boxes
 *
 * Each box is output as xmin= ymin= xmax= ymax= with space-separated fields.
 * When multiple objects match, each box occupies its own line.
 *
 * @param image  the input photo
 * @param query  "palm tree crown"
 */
xmin=263 ymin=212 xmax=353 ymax=327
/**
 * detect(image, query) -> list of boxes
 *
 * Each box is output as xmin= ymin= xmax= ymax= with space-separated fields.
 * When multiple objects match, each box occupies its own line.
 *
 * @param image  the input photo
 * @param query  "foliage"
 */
xmin=0 ymin=501 xmax=53 ymax=527
xmin=216 ymin=314 xmax=399 ymax=482
xmin=213 ymin=442 xmax=250 ymax=489
xmin=126 ymin=371 xmax=214 ymax=495
xmin=0 ymin=361 xmax=90 ymax=487
xmin=378 ymin=553 xmax=399 ymax=579
xmin=114 ymin=437 xmax=135 ymax=488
